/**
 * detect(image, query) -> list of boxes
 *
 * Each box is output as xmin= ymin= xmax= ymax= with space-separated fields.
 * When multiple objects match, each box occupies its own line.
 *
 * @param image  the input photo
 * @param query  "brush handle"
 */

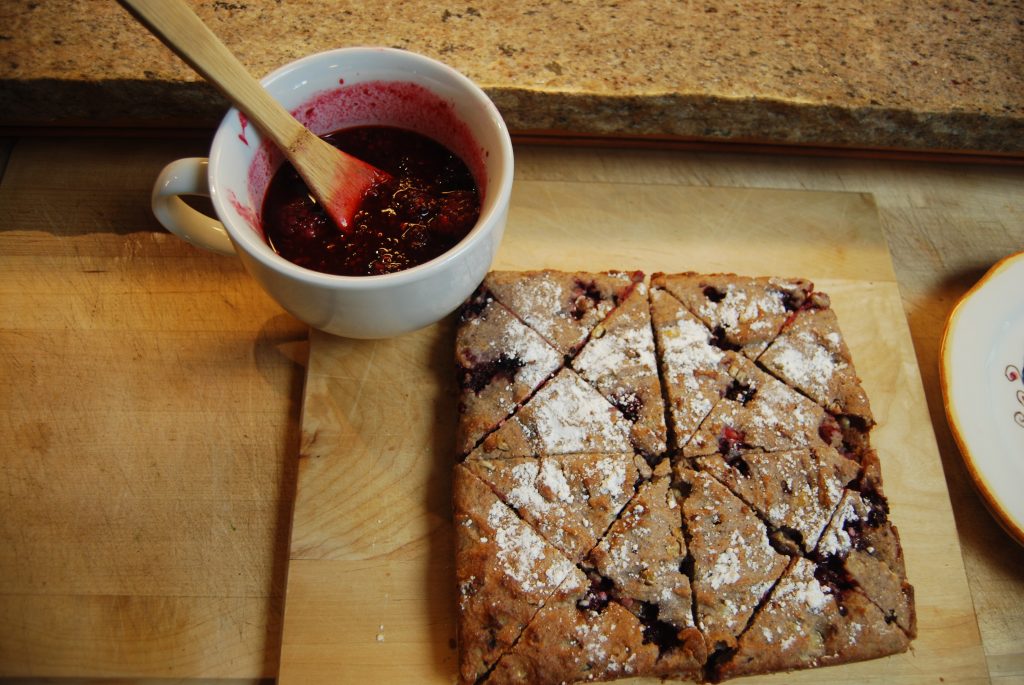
xmin=120 ymin=0 xmax=386 ymax=230
xmin=119 ymin=0 xmax=306 ymax=150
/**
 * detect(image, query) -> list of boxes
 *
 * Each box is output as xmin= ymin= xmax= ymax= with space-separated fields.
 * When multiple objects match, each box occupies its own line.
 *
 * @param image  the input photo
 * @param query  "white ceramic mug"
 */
xmin=152 ymin=47 xmax=513 ymax=338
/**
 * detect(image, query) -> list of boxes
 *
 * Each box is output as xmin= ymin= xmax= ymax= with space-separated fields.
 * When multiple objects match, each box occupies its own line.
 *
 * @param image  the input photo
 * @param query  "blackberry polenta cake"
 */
xmin=453 ymin=270 xmax=915 ymax=684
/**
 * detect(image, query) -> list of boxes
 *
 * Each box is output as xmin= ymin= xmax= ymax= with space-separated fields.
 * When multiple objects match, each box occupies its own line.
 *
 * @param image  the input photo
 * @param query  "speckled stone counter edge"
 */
xmin=2 ymin=79 xmax=1021 ymax=156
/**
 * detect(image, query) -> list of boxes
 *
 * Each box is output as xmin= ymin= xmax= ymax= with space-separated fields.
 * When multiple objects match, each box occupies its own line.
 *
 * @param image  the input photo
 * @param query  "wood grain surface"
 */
xmin=0 ymin=137 xmax=1021 ymax=683
xmin=278 ymin=181 xmax=985 ymax=683
xmin=0 ymin=137 xmax=305 ymax=679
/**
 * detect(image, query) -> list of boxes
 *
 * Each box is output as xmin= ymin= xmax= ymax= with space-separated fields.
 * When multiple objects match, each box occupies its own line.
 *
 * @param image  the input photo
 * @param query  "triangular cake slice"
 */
xmin=650 ymin=286 xmax=732 ymax=450
xmin=820 ymin=584 xmax=913 ymax=667
xmin=467 ymin=368 xmax=633 ymax=460
xmin=587 ymin=461 xmax=698 ymax=633
xmin=695 ymin=446 xmax=859 ymax=553
xmin=758 ymin=292 xmax=874 ymax=426
xmin=815 ymin=481 xmax=916 ymax=637
xmin=573 ymin=281 xmax=667 ymax=457
xmin=455 ymin=291 xmax=564 ymax=456
xmin=485 ymin=270 xmax=640 ymax=356
xmin=454 ymin=465 xmax=586 ymax=684
xmin=465 ymin=453 xmax=643 ymax=563
xmin=715 ymin=557 xmax=909 ymax=680
xmin=651 ymin=272 xmax=814 ymax=360
xmin=682 ymin=352 xmax=844 ymax=458
xmin=484 ymin=573 xmax=705 ymax=684
xmin=677 ymin=468 xmax=790 ymax=654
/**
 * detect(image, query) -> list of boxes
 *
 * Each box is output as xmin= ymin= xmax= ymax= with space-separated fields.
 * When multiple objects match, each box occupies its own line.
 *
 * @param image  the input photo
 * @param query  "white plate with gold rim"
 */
xmin=940 ymin=250 xmax=1024 ymax=546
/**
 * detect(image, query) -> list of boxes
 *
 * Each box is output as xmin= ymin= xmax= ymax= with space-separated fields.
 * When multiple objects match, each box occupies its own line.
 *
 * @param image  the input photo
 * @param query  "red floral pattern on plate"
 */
xmin=1007 ymin=363 xmax=1024 ymax=428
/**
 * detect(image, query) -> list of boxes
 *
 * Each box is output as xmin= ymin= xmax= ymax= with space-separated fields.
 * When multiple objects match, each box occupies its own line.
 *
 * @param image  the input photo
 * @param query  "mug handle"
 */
xmin=151 ymin=157 xmax=236 ymax=256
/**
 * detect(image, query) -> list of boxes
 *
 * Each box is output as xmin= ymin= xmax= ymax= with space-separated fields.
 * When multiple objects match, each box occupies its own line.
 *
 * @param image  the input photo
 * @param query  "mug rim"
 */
xmin=207 ymin=46 xmax=513 ymax=290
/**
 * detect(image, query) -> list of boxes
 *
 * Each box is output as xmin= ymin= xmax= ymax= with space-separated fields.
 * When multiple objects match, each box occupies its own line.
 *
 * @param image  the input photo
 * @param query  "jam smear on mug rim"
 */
xmin=261 ymin=126 xmax=481 ymax=277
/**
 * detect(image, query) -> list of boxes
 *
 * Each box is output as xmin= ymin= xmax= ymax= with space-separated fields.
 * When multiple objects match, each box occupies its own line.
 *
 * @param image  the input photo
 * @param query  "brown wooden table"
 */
xmin=1 ymin=135 xmax=1021 ymax=683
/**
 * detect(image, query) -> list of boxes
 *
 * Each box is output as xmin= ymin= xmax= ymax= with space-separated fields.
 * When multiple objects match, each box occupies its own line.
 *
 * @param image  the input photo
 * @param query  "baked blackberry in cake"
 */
xmin=485 ymin=270 xmax=638 ymax=356
xmin=695 ymin=445 xmax=859 ymax=554
xmin=453 ymin=269 xmax=915 ymax=685
xmin=587 ymin=462 xmax=699 ymax=637
xmin=715 ymin=556 xmax=909 ymax=680
xmin=574 ymin=280 xmax=667 ymax=457
xmin=758 ymin=292 xmax=874 ymax=426
xmin=454 ymin=464 xmax=585 ymax=684
xmin=682 ymin=351 xmax=840 ymax=459
xmin=650 ymin=286 xmax=732 ymax=451
xmin=651 ymin=272 xmax=813 ymax=360
xmin=485 ymin=577 xmax=685 ymax=685
xmin=455 ymin=291 xmax=563 ymax=456
xmin=677 ymin=468 xmax=789 ymax=655
xmin=814 ymin=482 xmax=917 ymax=637
xmin=464 ymin=453 xmax=643 ymax=563
xmin=467 ymin=368 xmax=633 ymax=460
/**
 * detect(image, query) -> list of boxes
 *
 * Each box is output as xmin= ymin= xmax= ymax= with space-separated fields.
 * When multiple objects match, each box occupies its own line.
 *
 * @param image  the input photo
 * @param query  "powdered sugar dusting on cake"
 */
xmin=794 ymin=576 xmax=830 ymax=611
xmin=823 ymin=469 xmax=845 ymax=507
xmin=456 ymin=272 xmax=911 ymax=683
xmin=595 ymin=456 xmax=628 ymax=496
xmin=700 ymin=286 xmax=740 ymax=329
xmin=768 ymin=331 xmax=839 ymax=398
xmin=610 ymin=538 xmax=642 ymax=575
xmin=774 ymin=562 xmax=832 ymax=613
xmin=511 ymin=275 xmax=564 ymax=342
xmin=601 ymin=503 xmax=645 ymax=573
xmin=687 ymin=468 xmax=790 ymax=640
xmin=576 ymin=620 xmax=611 ymax=665
xmin=699 ymin=284 xmax=785 ymax=331
xmin=528 ymin=372 xmax=631 ymax=453
xmin=660 ymin=314 xmax=727 ymax=427
xmin=560 ymin=566 xmax=585 ymax=593
xmin=486 ymin=500 xmax=573 ymax=594
xmin=818 ymin=493 xmax=860 ymax=556
xmin=539 ymin=459 xmax=574 ymax=504
xmin=744 ymin=374 xmax=822 ymax=442
xmin=708 ymin=548 xmax=742 ymax=589
xmin=506 ymin=461 xmax=551 ymax=512
xmin=575 ymin=317 xmax=657 ymax=381
xmin=500 ymin=316 xmax=562 ymax=389
xmin=457 ymin=575 xmax=480 ymax=612
xmin=662 ymin=316 xmax=725 ymax=375
xmin=767 ymin=501 xmax=791 ymax=523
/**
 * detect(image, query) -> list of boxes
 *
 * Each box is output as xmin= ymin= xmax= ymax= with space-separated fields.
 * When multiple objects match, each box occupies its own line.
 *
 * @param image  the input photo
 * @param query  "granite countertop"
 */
xmin=1 ymin=0 xmax=1022 ymax=156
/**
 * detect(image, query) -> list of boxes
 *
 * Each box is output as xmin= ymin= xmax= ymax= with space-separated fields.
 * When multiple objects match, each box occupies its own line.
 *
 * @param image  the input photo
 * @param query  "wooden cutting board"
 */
xmin=277 ymin=181 xmax=987 ymax=684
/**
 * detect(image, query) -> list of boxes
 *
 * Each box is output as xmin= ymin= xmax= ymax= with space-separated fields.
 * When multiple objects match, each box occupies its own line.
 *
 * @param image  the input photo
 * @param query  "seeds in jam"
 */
xmin=261 ymin=126 xmax=480 ymax=276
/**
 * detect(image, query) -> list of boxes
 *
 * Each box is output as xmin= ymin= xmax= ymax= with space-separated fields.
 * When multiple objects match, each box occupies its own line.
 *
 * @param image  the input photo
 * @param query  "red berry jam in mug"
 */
xmin=261 ymin=126 xmax=481 ymax=276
